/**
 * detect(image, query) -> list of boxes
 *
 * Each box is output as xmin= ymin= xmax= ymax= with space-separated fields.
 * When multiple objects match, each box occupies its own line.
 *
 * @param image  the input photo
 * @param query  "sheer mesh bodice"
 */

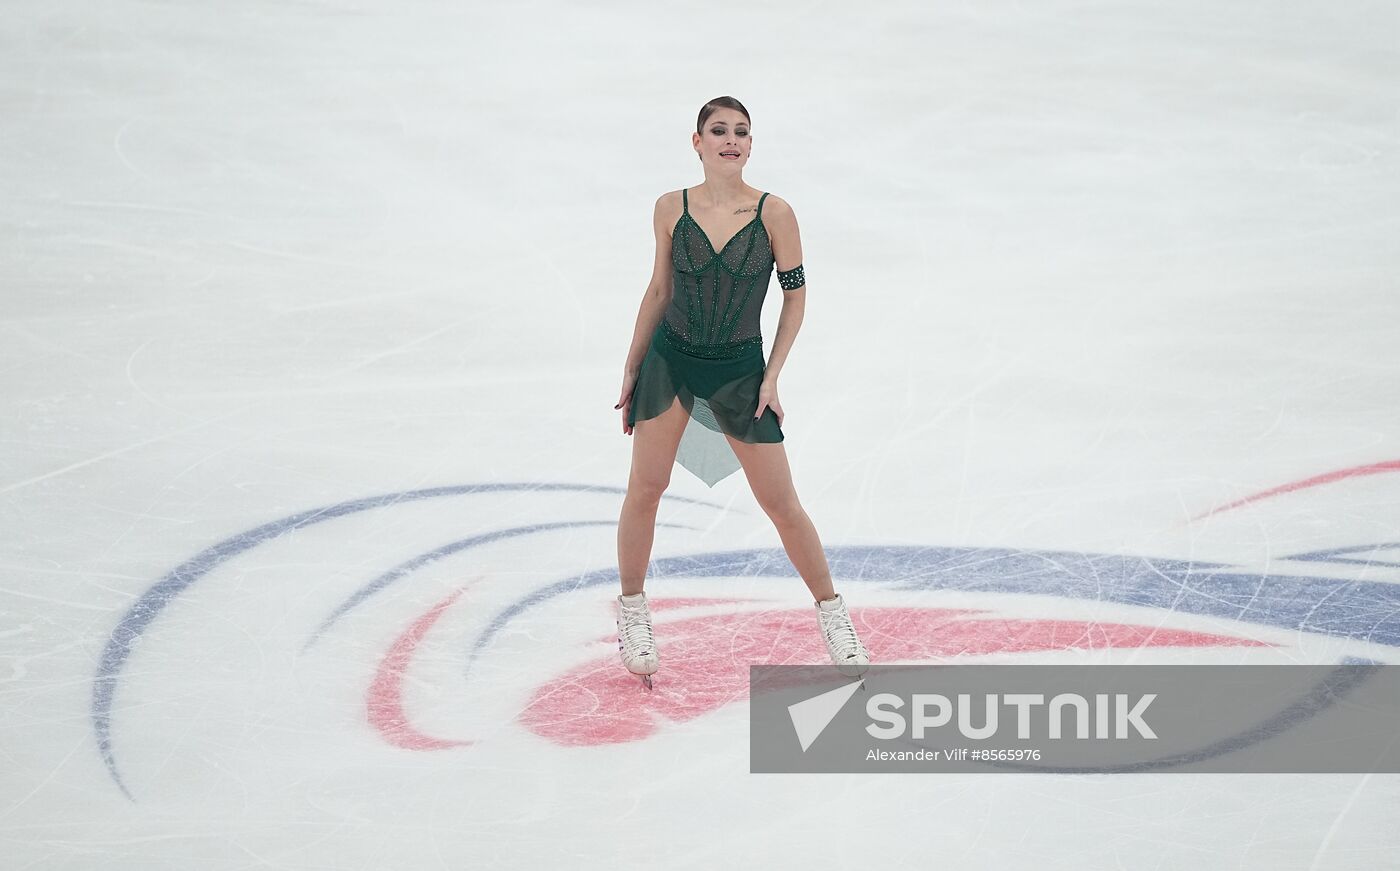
xmin=662 ymin=189 xmax=774 ymax=353
xmin=628 ymin=188 xmax=784 ymax=487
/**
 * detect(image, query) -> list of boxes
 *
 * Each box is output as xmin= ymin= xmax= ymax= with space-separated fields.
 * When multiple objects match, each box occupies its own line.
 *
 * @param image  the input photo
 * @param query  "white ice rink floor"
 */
xmin=4 ymin=1 xmax=1400 ymax=868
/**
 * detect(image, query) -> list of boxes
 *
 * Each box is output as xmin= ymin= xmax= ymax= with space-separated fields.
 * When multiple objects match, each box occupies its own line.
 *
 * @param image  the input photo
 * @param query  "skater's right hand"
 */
xmin=616 ymin=372 xmax=637 ymax=436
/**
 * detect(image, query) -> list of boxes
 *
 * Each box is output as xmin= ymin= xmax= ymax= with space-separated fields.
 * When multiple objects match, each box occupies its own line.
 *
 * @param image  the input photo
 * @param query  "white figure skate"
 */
xmin=616 ymin=591 xmax=659 ymax=689
xmin=816 ymin=593 xmax=870 ymax=678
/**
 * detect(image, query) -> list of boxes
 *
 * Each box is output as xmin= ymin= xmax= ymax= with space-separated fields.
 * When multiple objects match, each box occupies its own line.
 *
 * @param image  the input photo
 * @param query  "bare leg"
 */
xmin=617 ymin=396 xmax=690 ymax=595
xmin=725 ymin=436 xmax=836 ymax=603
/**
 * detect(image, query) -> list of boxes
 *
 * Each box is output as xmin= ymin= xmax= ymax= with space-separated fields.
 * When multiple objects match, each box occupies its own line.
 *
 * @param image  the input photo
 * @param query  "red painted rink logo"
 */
xmin=520 ymin=604 xmax=1276 ymax=744
xmin=363 ymin=591 xmax=1290 ymax=751
xmin=512 ymin=599 xmax=1274 ymax=747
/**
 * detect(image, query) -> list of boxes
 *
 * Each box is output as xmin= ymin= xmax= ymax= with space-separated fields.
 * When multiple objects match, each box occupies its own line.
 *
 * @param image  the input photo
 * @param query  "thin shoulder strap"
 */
xmin=756 ymin=191 xmax=769 ymax=218
xmin=682 ymin=187 xmax=689 ymax=213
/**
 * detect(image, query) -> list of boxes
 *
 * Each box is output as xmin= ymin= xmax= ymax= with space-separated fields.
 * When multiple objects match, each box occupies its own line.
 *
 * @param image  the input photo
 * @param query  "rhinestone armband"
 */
xmin=777 ymin=263 xmax=805 ymax=290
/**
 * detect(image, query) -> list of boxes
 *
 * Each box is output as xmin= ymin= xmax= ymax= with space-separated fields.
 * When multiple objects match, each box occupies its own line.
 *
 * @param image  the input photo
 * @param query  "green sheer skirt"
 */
xmin=627 ymin=321 xmax=784 ymax=487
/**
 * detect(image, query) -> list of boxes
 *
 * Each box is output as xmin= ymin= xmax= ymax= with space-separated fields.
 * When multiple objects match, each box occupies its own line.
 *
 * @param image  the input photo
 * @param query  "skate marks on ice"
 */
xmin=89 ymin=465 xmax=1400 ymax=799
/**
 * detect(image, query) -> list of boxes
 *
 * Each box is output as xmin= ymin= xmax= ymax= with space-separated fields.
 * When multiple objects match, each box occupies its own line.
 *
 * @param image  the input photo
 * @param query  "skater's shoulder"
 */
xmin=652 ymin=189 xmax=687 ymax=230
xmin=755 ymin=193 xmax=799 ymax=236
xmin=653 ymin=188 xmax=686 ymax=207
xmin=757 ymin=192 xmax=795 ymax=219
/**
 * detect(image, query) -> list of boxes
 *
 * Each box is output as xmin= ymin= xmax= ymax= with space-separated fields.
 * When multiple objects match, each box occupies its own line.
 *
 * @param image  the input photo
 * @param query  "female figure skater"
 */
xmin=612 ymin=96 xmax=870 ymax=689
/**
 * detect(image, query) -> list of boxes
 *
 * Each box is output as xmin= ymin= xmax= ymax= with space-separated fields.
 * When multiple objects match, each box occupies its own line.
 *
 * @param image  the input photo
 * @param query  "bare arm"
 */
xmin=762 ymin=195 xmax=806 ymax=384
xmin=623 ymin=193 xmax=677 ymax=376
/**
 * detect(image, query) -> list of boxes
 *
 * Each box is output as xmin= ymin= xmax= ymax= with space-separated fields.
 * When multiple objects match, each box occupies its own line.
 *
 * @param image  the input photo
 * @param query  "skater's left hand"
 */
xmin=756 ymin=378 xmax=783 ymax=426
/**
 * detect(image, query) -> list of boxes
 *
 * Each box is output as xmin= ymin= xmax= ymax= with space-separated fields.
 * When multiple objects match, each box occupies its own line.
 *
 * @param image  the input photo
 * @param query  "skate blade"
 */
xmin=640 ymin=674 xmax=653 ymax=690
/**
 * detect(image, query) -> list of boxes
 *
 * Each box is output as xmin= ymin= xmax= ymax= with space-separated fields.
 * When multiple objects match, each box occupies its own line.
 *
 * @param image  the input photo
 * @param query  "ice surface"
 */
xmin=3 ymin=0 xmax=1399 ymax=868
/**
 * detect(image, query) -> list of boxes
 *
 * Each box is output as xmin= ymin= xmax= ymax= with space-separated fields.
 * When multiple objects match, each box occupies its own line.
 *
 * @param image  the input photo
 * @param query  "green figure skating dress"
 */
xmin=628 ymin=188 xmax=799 ymax=487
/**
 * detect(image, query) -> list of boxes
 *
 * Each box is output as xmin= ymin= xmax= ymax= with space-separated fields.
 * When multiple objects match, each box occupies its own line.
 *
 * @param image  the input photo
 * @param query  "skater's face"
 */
xmin=694 ymin=109 xmax=751 ymax=168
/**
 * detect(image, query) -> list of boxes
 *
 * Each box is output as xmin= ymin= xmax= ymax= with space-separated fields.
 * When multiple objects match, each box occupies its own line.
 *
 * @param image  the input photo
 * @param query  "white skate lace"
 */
xmin=619 ymin=603 xmax=655 ymax=656
xmin=820 ymin=608 xmax=865 ymax=661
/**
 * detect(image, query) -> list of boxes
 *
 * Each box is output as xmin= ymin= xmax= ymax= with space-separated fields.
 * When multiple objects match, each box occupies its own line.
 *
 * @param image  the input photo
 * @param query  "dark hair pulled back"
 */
xmin=696 ymin=96 xmax=751 ymax=134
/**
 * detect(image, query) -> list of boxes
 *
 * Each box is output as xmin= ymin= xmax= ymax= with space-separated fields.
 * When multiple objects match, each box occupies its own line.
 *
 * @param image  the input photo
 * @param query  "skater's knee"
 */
xmin=627 ymin=473 xmax=670 ymax=506
xmin=758 ymin=494 xmax=804 ymax=526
